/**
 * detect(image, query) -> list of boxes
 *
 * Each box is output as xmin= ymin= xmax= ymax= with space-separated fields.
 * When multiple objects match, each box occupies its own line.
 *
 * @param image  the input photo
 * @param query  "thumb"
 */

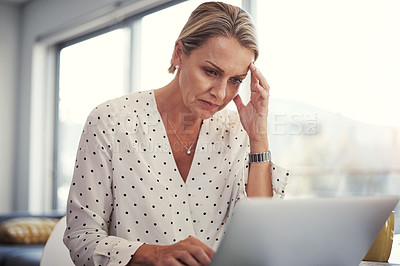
xmin=233 ymin=94 xmax=245 ymax=112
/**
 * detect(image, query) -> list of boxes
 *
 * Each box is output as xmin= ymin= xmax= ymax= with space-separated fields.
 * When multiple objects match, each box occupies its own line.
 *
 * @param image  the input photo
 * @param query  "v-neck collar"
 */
xmin=149 ymin=90 xmax=209 ymax=185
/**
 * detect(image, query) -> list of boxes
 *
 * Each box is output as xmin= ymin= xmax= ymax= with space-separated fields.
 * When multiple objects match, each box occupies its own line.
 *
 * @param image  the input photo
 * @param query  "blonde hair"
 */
xmin=168 ymin=1 xmax=259 ymax=73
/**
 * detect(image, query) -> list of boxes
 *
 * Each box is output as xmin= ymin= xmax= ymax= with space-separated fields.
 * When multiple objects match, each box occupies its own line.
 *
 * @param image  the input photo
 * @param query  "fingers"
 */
xmin=175 ymin=250 xmax=202 ymax=266
xmin=233 ymin=94 xmax=245 ymax=112
xmin=250 ymin=63 xmax=270 ymax=97
xmin=191 ymin=236 xmax=215 ymax=262
xmin=153 ymin=236 xmax=214 ymax=266
xmin=183 ymin=236 xmax=214 ymax=265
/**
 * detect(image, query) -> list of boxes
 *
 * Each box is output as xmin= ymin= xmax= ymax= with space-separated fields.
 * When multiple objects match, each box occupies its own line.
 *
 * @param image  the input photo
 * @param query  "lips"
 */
xmin=199 ymin=99 xmax=219 ymax=110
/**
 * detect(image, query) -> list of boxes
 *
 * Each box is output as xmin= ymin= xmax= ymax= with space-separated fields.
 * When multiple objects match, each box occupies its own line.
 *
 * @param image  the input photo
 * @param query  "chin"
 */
xmin=193 ymin=102 xmax=226 ymax=120
xmin=195 ymin=108 xmax=216 ymax=120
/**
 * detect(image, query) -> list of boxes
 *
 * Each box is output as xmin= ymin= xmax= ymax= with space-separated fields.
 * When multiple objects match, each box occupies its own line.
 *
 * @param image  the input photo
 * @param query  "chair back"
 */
xmin=40 ymin=216 xmax=74 ymax=266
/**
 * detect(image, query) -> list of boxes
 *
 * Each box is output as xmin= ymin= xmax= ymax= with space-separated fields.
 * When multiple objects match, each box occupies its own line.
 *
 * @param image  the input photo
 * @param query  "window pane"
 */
xmin=254 ymin=0 xmax=400 ymax=230
xmin=56 ymin=28 xmax=130 ymax=210
xmin=256 ymin=0 xmax=400 ymax=127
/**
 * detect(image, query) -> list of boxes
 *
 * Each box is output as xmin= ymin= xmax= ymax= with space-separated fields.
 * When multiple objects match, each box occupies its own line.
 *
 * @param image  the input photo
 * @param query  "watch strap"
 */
xmin=249 ymin=151 xmax=271 ymax=163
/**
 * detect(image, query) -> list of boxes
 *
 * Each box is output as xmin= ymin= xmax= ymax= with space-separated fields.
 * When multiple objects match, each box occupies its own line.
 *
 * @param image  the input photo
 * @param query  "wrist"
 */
xmin=129 ymin=244 xmax=157 ymax=265
xmin=249 ymin=138 xmax=269 ymax=153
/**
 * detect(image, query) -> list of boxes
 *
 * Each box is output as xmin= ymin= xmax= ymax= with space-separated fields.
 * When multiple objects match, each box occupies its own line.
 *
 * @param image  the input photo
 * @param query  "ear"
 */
xmin=173 ymin=40 xmax=183 ymax=67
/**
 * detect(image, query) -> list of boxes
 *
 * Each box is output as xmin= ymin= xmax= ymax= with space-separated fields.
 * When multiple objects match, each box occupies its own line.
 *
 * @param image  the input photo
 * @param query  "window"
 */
xmin=56 ymin=28 xmax=130 ymax=210
xmin=254 ymin=0 xmax=400 ymax=230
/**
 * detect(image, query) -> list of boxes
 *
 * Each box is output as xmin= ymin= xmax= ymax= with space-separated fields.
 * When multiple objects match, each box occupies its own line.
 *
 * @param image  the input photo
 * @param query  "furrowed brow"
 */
xmin=206 ymin=61 xmax=225 ymax=73
xmin=206 ymin=60 xmax=248 ymax=77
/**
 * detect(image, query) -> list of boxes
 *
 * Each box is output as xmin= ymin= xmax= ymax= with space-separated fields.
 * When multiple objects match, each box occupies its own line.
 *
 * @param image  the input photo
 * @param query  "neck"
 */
xmin=155 ymin=81 xmax=202 ymax=156
xmin=155 ymin=80 xmax=202 ymax=132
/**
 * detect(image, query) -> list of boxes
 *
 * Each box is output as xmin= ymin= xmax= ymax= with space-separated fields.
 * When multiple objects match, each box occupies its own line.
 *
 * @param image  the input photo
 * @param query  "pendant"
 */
xmin=186 ymin=149 xmax=191 ymax=155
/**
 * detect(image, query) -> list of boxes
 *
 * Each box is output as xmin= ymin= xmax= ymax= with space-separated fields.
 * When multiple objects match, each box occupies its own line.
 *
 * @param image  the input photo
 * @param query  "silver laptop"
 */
xmin=211 ymin=196 xmax=399 ymax=266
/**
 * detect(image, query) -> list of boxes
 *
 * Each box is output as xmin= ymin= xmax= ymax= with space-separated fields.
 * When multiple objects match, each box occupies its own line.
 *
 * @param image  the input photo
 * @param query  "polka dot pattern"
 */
xmin=63 ymin=90 xmax=289 ymax=266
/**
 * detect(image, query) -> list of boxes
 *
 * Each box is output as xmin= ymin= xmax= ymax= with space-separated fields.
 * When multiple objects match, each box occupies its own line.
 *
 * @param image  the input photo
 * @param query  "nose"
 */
xmin=210 ymin=80 xmax=227 ymax=101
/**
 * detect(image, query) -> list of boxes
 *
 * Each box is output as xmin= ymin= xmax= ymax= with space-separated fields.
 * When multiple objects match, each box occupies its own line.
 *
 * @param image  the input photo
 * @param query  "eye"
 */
xmin=230 ymin=77 xmax=243 ymax=84
xmin=205 ymin=69 xmax=218 ymax=76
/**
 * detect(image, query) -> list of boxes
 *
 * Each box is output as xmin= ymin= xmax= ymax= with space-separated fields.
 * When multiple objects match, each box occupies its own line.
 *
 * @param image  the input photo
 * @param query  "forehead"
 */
xmin=189 ymin=36 xmax=254 ymax=74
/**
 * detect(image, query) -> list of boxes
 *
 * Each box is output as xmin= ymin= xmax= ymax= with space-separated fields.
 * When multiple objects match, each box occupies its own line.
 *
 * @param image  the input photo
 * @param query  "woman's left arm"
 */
xmin=233 ymin=63 xmax=279 ymax=197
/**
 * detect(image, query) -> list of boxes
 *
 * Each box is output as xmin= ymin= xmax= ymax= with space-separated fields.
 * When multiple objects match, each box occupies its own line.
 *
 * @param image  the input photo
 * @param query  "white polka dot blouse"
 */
xmin=63 ymin=90 xmax=289 ymax=266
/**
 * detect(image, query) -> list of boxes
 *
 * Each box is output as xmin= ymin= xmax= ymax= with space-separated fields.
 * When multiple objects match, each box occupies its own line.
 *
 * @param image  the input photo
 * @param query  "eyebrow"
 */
xmin=205 ymin=61 xmax=248 ymax=77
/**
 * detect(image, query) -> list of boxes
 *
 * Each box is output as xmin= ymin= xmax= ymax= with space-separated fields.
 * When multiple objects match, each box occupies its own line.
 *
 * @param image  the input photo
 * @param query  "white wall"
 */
xmin=0 ymin=4 xmax=19 ymax=212
xmin=7 ymin=0 xmax=174 ymax=212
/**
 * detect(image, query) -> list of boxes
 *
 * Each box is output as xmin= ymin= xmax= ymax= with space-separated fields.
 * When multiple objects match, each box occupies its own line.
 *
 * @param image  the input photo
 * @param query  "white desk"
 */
xmin=360 ymin=234 xmax=400 ymax=266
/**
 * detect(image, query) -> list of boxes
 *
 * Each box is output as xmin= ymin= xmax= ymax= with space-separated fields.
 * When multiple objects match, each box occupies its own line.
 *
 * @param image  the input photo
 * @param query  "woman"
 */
xmin=64 ymin=2 xmax=289 ymax=266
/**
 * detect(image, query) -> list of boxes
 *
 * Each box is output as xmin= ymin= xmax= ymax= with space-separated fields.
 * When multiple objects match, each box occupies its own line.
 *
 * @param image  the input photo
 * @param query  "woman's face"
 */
xmin=176 ymin=35 xmax=254 ymax=119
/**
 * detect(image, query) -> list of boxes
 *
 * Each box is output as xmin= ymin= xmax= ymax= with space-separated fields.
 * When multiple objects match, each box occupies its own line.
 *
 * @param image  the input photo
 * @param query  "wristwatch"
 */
xmin=249 ymin=151 xmax=271 ymax=163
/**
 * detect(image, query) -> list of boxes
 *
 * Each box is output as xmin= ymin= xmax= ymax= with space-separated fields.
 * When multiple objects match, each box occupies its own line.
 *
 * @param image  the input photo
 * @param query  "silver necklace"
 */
xmin=157 ymin=94 xmax=199 ymax=155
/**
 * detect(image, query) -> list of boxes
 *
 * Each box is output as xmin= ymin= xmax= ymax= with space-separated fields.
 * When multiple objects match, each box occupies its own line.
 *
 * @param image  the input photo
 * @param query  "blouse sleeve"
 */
xmin=238 ymin=161 xmax=290 ymax=200
xmin=63 ymin=109 xmax=141 ymax=266
xmin=270 ymin=162 xmax=290 ymax=199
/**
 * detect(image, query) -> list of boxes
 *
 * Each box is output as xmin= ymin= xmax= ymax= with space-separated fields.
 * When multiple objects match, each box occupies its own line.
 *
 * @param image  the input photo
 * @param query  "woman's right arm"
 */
xmin=63 ymin=109 xmax=141 ymax=266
